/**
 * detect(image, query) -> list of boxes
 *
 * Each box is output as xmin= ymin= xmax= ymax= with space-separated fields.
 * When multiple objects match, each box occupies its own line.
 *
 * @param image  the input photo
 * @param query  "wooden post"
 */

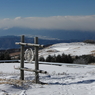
xmin=34 ymin=37 xmax=39 ymax=83
xmin=20 ymin=35 xmax=24 ymax=80
xmin=15 ymin=35 xmax=47 ymax=84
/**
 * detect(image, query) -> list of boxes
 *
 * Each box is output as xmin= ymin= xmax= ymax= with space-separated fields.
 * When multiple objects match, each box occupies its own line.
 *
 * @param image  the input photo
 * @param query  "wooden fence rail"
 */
xmin=15 ymin=67 xmax=48 ymax=74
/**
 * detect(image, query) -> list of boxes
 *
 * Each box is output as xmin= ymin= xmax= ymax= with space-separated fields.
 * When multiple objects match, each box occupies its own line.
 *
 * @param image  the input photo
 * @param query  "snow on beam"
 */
xmin=15 ymin=42 xmax=44 ymax=47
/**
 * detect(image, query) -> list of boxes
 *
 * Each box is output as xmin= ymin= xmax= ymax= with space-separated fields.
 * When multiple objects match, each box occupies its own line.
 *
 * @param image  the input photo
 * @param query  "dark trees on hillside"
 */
xmin=56 ymin=55 xmax=62 ymax=62
xmin=46 ymin=55 xmax=53 ymax=62
xmin=84 ymin=40 xmax=95 ymax=44
xmin=73 ymin=55 xmax=95 ymax=64
xmin=39 ymin=53 xmax=73 ymax=63
xmin=39 ymin=56 xmax=45 ymax=62
xmin=0 ymin=51 xmax=11 ymax=60
xmin=39 ymin=53 xmax=95 ymax=64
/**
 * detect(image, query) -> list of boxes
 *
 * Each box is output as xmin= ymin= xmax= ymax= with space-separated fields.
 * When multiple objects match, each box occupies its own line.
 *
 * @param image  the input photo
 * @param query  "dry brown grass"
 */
xmin=90 ymin=53 xmax=95 ymax=56
xmin=0 ymin=78 xmax=32 ymax=87
xmin=91 ymin=50 xmax=95 ymax=53
xmin=46 ymin=49 xmax=58 ymax=52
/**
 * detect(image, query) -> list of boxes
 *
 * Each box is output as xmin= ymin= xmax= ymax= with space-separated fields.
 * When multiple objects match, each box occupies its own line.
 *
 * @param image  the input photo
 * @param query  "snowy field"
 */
xmin=0 ymin=42 xmax=95 ymax=95
xmin=0 ymin=63 xmax=95 ymax=95
xmin=39 ymin=42 xmax=95 ymax=57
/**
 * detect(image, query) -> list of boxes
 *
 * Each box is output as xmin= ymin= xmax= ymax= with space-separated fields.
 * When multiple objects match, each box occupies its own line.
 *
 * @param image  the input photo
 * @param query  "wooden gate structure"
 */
xmin=15 ymin=35 xmax=47 ymax=84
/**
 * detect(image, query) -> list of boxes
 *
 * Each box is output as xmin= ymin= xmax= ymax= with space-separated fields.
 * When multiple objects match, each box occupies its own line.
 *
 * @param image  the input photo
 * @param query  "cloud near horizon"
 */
xmin=0 ymin=15 xmax=95 ymax=31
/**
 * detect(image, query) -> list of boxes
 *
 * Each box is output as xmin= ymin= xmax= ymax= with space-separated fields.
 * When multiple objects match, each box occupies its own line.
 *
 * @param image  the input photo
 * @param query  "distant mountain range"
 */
xmin=0 ymin=27 xmax=95 ymax=40
xmin=0 ymin=35 xmax=83 ymax=50
xmin=0 ymin=27 xmax=95 ymax=50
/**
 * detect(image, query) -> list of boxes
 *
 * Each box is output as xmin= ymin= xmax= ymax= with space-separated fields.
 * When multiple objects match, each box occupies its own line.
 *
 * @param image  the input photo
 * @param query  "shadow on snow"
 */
xmin=49 ymin=79 xmax=95 ymax=85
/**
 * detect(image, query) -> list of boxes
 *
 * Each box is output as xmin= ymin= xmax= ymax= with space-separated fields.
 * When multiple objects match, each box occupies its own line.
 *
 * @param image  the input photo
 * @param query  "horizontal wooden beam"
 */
xmin=15 ymin=42 xmax=44 ymax=47
xmin=15 ymin=67 xmax=48 ymax=74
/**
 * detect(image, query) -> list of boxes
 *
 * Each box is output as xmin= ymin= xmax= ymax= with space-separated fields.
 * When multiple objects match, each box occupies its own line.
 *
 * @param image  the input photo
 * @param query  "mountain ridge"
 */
xmin=0 ymin=35 xmax=82 ymax=50
xmin=0 ymin=35 xmax=94 ymax=50
xmin=1 ymin=27 xmax=95 ymax=40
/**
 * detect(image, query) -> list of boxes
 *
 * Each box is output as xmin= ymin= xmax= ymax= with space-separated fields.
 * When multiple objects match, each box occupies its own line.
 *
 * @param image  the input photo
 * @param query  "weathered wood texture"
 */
xmin=15 ymin=35 xmax=47 ymax=84
xmin=15 ymin=67 xmax=47 ymax=74
xmin=20 ymin=35 xmax=24 ymax=80
xmin=34 ymin=37 xmax=39 ymax=83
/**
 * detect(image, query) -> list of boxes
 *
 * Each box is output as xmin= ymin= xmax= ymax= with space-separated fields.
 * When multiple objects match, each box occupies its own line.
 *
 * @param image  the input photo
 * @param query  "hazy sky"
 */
xmin=0 ymin=0 xmax=95 ymax=32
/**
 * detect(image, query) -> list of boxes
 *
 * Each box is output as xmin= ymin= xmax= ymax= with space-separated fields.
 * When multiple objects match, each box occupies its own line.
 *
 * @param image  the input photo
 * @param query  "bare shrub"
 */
xmin=73 ymin=57 xmax=88 ymax=64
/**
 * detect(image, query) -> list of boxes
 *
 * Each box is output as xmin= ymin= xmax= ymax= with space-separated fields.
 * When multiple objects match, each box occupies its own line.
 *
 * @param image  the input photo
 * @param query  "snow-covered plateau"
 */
xmin=0 ymin=42 xmax=95 ymax=95
xmin=0 ymin=63 xmax=95 ymax=95
xmin=39 ymin=42 xmax=95 ymax=57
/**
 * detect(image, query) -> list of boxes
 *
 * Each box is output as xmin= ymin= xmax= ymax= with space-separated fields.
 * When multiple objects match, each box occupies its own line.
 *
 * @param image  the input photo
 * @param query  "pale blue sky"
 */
xmin=0 ymin=0 xmax=95 ymax=19
xmin=0 ymin=0 xmax=95 ymax=37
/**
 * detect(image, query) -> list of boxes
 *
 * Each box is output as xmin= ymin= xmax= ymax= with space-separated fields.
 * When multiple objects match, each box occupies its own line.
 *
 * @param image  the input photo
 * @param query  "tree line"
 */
xmin=39 ymin=54 xmax=73 ymax=63
xmin=39 ymin=53 xmax=95 ymax=64
xmin=1 ymin=50 xmax=95 ymax=65
xmin=0 ymin=51 xmax=11 ymax=60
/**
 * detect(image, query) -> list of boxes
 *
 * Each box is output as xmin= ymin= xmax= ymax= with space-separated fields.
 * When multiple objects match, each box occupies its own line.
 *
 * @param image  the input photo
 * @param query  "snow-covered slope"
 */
xmin=0 ymin=63 xmax=95 ymax=95
xmin=39 ymin=42 xmax=95 ymax=57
